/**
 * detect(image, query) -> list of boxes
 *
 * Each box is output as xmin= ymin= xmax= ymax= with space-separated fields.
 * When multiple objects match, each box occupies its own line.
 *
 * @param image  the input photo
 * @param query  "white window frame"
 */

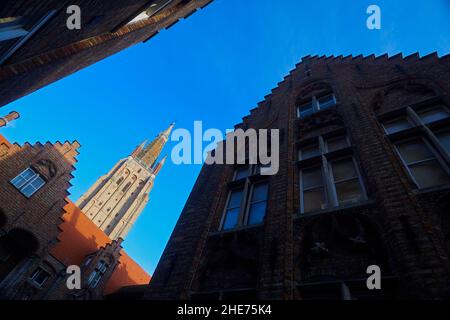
xmin=10 ymin=167 xmax=45 ymax=198
xmin=299 ymin=134 xmax=367 ymax=214
xmin=328 ymin=156 xmax=368 ymax=206
xmin=220 ymin=187 xmax=245 ymax=231
xmin=243 ymin=182 xmax=269 ymax=226
xmin=393 ymin=137 xmax=450 ymax=189
xmin=381 ymin=103 xmax=450 ymax=189
xmin=220 ymin=165 xmax=269 ymax=230
xmin=299 ymin=165 xmax=328 ymax=213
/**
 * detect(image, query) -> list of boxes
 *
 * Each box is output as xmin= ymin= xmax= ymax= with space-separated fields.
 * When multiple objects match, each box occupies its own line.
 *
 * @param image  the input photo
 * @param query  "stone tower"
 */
xmin=76 ymin=124 xmax=173 ymax=240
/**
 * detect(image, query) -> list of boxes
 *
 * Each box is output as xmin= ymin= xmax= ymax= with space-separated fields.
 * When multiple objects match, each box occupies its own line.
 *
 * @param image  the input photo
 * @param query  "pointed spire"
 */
xmin=153 ymin=155 xmax=167 ymax=175
xmin=131 ymin=139 xmax=148 ymax=158
xmin=162 ymin=122 xmax=175 ymax=141
xmin=137 ymin=123 xmax=174 ymax=168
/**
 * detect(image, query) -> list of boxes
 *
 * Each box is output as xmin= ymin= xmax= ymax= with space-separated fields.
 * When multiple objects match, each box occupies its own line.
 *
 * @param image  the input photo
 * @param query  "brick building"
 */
xmin=145 ymin=53 xmax=450 ymax=300
xmin=0 ymin=0 xmax=213 ymax=108
xmin=0 ymin=133 xmax=151 ymax=299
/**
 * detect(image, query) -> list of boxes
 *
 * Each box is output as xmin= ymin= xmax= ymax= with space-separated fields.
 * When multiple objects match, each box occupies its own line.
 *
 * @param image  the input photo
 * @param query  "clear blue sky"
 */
xmin=1 ymin=0 xmax=449 ymax=274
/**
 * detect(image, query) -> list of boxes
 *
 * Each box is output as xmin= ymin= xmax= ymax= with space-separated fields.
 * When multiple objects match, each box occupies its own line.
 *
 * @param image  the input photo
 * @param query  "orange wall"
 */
xmin=51 ymin=200 xmax=111 ymax=266
xmin=104 ymin=250 xmax=151 ymax=295
xmin=51 ymin=200 xmax=151 ymax=294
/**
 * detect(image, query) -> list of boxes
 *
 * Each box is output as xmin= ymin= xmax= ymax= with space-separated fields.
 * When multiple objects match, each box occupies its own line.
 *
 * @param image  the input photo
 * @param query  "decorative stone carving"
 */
xmin=298 ymin=213 xmax=387 ymax=282
xmin=33 ymin=159 xmax=57 ymax=179
xmin=193 ymin=230 xmax=261 ymax=292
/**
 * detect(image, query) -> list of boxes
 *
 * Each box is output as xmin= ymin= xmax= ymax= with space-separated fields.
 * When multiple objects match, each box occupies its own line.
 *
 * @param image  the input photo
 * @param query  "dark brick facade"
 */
xmin=145 ymin=53 xmax=450 ymax=300
xmin=0 ymin=0 xmax=213 ymax=108
xmin=0 ymin=137 xmax=79 ymax=299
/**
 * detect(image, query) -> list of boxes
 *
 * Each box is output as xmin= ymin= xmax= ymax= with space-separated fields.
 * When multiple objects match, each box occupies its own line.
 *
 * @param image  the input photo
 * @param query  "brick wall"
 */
xmin=145 ymin=53 xmax=450 ymax=300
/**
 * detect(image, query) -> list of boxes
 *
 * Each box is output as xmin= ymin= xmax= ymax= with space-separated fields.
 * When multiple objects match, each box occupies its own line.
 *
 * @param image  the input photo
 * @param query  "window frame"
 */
xmin=327 ymin=156 xmax=367 ymax=206
xmin=10 ymin=167 xmax=46 ymax=198
xmin=393 ymin=136 xmax=450 ymax=189
xmin=0 ymin=11 xmax=57 ymax=65
xmin=299 ymin=165 xmax=328 ymax=213
xmin=29 ymin=267 xmax=50 ymax=288
xmin=380 ymin=102 xmax=450 ymax=190
xmin=219 ymin=165 xmax=269 ymax=231
xmin=243 ymin=182 xmax=269 ymax=226
xmin=298 ymin=133 xmax=367 ymax=214
xmin=220 ymin=187 xmax=245 ymax=231
xmin=297 ymin=93 xmax=337 ymax=119
xmin=87 ymin=260 xmax=109 ymax=289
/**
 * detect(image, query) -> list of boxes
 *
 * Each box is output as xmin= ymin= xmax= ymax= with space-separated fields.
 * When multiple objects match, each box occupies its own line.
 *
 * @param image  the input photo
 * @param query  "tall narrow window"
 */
xmin=222 ymin=189 xmax=244 ymax=230
xmin=247 ymin=183 xmax=268 ymax=225
xmin=87 ymin=260 xmax=108 ymax=288
xmin=396 ymin=140 xmax=450 ymax=189
xmin=301 ymin=167 xmax=327 ymax=212
xmin=221 ymin=164 xmax=270 ymax=230
xmin=299 ymin=133 xmax=367 ymax=213
xmin=329 ymin=158 xmax=364 ymax=204
xmin=380 ymin=103 xmax=450 ymax=189
xmin=11 ymin=167 xmax=45 ymax=198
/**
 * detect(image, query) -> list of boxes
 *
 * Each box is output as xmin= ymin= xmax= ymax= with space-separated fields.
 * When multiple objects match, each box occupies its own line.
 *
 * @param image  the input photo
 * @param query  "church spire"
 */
xmin=131 ymin=139 xmax=147 ymax=158
xmin=153 ymin=155 xmax=167 ymax=175
xmin=134 ymin=123 xmax=174 ymax=168
xmin=76 ymin=124 xmax=173 ymax=241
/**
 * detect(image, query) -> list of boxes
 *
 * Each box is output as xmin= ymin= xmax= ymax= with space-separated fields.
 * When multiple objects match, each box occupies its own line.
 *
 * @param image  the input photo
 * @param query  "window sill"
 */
xmin=209 ymin=223 xmax=264 ymax=237
xmin=413 ymin=184 xmax=450 ymax=195
xmin=297 ymin=105 xmax=338 ymax=121
xmin=27 ymin=279 xmax=45 ymax=290
xmin=296 ymin=199 xmax=375 ymax=219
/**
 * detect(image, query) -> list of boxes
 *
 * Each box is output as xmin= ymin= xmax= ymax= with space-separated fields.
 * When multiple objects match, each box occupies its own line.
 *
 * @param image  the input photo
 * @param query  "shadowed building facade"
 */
xmin=145 ymin=53 xmax=450 ymax=300
xmin=0 ymin=0 xmax=213 ymax=108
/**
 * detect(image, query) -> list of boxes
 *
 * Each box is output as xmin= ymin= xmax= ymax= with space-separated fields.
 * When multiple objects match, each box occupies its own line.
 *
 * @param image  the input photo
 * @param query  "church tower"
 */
xmin=76 ymin=123 xmax=174 ymax=240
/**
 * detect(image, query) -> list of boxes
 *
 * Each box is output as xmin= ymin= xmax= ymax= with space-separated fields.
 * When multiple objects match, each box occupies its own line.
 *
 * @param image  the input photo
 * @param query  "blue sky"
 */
xmin=1 ymin=0 xmax=449 ymax=274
